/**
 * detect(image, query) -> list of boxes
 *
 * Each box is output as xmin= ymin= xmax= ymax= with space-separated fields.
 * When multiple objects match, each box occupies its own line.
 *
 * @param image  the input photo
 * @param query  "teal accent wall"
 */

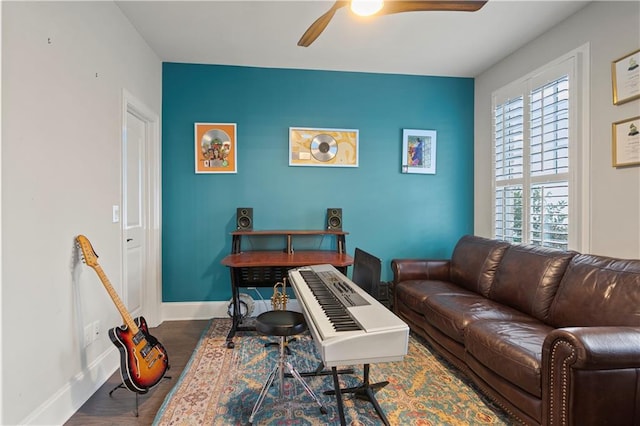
xmin=162 ymin=63 xmax=474 ymax=302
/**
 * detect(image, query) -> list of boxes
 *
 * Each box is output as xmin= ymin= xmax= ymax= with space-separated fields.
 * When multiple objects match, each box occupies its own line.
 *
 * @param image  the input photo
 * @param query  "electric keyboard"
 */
xmin=288 ymin=264 xmax=409 ymax=367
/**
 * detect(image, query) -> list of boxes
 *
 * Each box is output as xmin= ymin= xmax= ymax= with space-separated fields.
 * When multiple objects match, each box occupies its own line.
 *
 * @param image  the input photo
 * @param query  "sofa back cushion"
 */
xmin=548 ymin=254 xmax=640 ymax=327
xmin=489 ymin=244 xmax=576 ymax=322
xmin=450 ymin=235 xmax=510 ymax=297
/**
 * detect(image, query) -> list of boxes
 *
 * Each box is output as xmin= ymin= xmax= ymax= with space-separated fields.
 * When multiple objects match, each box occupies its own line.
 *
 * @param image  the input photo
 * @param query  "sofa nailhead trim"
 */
xmin=467 ymin=374 xmax=527 ymax=425
xmin=549 ymin=340 xmax=577 ymax=426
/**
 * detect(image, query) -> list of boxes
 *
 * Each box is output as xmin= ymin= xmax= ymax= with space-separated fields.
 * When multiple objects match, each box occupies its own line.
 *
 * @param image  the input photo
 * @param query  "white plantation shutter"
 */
xmin=530 ymin=182 xmax=568 ymax=248
xmin=530 ymin=76 xmax=569 ymax=177
xmin=494 ymin=96 xmax=524 ymax=243
xmin=495 ymin=185 xmax=524 ymax=243
xmin=495 ymin=97 xmax=524 ymax=181
xmin=492 ymin=56 xmax=578 ymax=250
xmin=528 ymin=75 xmax=570 ymax=248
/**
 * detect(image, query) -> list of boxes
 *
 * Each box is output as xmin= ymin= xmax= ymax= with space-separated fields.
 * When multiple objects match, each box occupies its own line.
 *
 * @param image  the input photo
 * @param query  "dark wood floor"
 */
xmin=65 ymin=319 xmax=210 ymax=426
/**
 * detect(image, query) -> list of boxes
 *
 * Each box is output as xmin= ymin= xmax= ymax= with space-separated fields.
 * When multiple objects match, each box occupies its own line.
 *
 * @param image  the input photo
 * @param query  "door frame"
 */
xmin=122 ymin=89 xmax=162 ymax=327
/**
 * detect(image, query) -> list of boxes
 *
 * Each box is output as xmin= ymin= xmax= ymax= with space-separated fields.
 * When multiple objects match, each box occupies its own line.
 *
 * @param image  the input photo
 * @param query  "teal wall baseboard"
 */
xmin=161 ymin=299 xmax=302 ymax=321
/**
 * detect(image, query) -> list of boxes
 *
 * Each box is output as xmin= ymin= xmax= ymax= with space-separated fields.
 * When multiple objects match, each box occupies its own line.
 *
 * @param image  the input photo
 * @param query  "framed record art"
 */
xmin=401 ymin=129 xmax=437 ymax=174
xmin=289 ymin=127 xmax=359 ymax=167
xmin=195 ymin=123 xmax=237 ymax=174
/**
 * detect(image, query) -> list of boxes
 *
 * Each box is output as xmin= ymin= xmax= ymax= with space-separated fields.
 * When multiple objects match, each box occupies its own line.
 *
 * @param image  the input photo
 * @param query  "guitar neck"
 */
xmin=93 ymin=264 xmax=139 ymax=334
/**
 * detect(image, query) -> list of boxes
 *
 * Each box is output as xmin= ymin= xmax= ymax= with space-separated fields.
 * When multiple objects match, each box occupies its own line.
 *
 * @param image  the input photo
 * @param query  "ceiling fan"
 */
xmin=298 ymin=0 xmax=488 ymax=47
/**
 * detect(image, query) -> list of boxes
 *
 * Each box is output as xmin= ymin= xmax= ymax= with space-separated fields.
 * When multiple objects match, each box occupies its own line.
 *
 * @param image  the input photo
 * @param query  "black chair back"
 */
xmin=352 ymin=248 xmax=381 ymax=297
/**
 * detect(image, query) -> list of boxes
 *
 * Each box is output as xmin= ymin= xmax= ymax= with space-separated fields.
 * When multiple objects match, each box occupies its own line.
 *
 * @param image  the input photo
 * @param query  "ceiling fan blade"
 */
xmin=379 ymin=0 xmax=488 ymax=15
xmin=298 ymin=1 xmax=348 ymax=47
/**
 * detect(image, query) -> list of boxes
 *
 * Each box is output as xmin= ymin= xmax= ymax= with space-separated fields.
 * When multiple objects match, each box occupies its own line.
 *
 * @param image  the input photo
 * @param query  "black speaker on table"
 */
xmin=237 ymin=207 xmax=253 ymax=230
xmin=326 ymin=208 xmax=342 ymax=230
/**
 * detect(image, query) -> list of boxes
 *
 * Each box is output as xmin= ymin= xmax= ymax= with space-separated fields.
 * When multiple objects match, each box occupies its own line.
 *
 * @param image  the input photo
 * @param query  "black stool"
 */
xmin=248 ymin=310 xmax=327 ymax=424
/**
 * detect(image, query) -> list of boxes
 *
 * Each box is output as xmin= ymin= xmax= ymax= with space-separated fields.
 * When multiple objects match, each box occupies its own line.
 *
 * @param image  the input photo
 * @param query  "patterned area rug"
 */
xmin=153 ymin=318 xmax=512 ymax=425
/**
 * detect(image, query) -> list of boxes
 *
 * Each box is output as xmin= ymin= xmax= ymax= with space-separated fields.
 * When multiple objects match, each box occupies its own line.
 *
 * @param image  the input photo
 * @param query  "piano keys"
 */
xmin=288 ymin=264 xmax=409 ymax=367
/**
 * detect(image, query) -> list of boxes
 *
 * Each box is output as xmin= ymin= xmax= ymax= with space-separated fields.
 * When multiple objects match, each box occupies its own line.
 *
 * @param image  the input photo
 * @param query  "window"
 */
xmin=492 ymin=47 xmax=588 ymax=251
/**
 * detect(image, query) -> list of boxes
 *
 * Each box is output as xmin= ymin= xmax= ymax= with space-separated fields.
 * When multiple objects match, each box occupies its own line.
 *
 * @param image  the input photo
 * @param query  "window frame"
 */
xmin=491 ymin=45 xmax=590 ymax=252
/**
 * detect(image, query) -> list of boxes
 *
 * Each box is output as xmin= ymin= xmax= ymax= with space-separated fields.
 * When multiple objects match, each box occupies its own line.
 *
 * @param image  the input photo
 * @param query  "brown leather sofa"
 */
xmin=391 ymin=235 xmax=640 ymax=425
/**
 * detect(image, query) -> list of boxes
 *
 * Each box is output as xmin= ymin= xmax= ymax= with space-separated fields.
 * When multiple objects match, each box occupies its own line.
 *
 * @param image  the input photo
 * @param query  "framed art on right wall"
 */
xmin=612 ymin=116 xmax=640 ymax=167
xmin=612 ymin=49 xmax=640 ymax=105
xmin=402 ymin=129 xmax=437 ymax=174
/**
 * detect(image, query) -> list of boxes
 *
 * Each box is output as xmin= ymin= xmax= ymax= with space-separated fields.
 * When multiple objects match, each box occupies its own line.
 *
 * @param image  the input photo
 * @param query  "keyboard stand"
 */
xmin=286 ymin=361 xmax=353 ymax=378
xmin=325 ymin=364 xmax=390 ymax=426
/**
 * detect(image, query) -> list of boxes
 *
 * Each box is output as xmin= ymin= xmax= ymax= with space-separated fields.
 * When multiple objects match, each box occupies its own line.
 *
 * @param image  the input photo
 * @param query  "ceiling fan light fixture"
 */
xmin=350 ymin=0 xmax=384 ymax=17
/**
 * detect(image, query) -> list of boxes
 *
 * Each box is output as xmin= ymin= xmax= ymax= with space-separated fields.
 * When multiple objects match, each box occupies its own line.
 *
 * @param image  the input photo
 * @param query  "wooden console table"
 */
xmin=221 ymin=230 xmax=353 ymax=348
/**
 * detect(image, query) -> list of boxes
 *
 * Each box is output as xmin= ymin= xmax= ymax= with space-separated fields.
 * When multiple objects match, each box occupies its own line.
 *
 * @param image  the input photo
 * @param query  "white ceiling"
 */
xmin=116 ymin=0 xmax=591 ymax=77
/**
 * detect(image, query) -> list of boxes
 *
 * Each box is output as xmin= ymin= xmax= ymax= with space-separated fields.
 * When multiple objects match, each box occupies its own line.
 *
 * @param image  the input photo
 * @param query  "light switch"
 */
xmin=112 ymin=205 xmax=120 ymax=223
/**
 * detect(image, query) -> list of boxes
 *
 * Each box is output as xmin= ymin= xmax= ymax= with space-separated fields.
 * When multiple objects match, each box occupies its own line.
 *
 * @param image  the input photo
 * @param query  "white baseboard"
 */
xmin=160 ymin=298 xmax=301 ymax=321
xmin=21 ymin=346 xmax=119 ymax=425
xmin=31 ymin=298 xmax=302 ymax=425
xmin=161 ymin=300 xmax=230 ymax=320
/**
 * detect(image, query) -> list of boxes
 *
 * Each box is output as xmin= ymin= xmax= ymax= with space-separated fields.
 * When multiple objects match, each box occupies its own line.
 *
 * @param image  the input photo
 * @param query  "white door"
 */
xmin=122 ymin=90 xmax=161 ymax=326
xmin=123 ymin=110 xmax=145 ymax=316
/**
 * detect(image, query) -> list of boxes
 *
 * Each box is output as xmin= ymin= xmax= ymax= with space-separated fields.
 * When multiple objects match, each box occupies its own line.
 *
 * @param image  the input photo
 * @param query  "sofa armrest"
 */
xmin=542 ymin=327 xmax=640 ymax=425
xmin=391 ymin=259 xmax=450 ymax=285
xmin=545 ymin=327 xmax=640 ymax=369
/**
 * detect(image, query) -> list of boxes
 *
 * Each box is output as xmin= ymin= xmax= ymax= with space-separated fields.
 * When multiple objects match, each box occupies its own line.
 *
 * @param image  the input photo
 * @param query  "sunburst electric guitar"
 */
xmin=76 ymin=234 xmax=169 ymax=394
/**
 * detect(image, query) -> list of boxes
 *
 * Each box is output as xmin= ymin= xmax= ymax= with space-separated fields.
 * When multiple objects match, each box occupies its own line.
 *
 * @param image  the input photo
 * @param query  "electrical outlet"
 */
xmin=84 ymin=324 xmax=93 ymax=347
xmin=92 ymin=321 xmax=100 ymax=340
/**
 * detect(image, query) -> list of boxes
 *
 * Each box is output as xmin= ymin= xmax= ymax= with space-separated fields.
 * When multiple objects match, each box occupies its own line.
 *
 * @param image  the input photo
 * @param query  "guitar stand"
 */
xmin=326 ymin=364 xmax=390 ymax=426
xmin=108 ymin=376 xmax=172 ymax=417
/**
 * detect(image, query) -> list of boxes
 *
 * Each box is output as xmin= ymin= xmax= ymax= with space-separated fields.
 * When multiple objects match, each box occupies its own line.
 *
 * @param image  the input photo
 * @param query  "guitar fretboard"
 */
xmin=93 ymin=264 xmax=139 ymax=334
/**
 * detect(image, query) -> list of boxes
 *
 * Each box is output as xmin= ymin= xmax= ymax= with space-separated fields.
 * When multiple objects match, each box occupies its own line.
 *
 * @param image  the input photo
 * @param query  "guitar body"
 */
xmin=76 ymin=235 xmax=170 ymax=394
xmin=108 ymin=316 xmax=169 ymax=394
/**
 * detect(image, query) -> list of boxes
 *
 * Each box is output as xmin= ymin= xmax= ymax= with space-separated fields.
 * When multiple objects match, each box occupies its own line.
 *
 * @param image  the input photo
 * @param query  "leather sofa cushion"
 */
xmin=396 ymin=303 xmax=430 ymax=339
xmin=488 ymin=245 xmax=575 ymax=322
xmin=422 ymin=293 xmax=533 ymax=344
xmin=450 ymin=235 xmax=510 ymax=297
xmin=548 ymin=254 xmax=640 ymax=327
xmin=465 ymin=319 xmax=552 ymax=398
xmin=395 ymin=280 xmax=475 ymax=313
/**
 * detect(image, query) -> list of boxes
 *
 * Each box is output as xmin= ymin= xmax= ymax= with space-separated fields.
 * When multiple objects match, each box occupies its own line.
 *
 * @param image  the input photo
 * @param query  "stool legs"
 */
xmin=249 ymin=336 xmax=327 ymax=424
xmin=286 ymin=360 xmax=327 ymax=414
xmin=249 ymin=363 xmax=278 ymax=424
xmin=278 ymin=336 xmax=285 ymax=397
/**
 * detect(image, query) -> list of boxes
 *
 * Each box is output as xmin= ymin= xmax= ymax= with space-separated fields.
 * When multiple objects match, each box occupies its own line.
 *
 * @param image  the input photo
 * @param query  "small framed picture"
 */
xmin=612 ymin=49 xmax=640 ymax=105
xmin=401 ymin=129 xmax=437 ymax=174
xmin=612 ymin=116 xmax=640 ymax=167
xmin=194 ymin=123 xmax=237 ymax=174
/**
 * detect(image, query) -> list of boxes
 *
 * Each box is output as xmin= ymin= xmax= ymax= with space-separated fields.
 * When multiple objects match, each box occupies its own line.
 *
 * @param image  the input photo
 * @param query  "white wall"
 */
xmin=1 ymin=2 xmax=161 ymax=424
xmin=1 ymin=1 xmax=638 ymax=424
xmin=0 ymin=1 xmax=4 ymax=423
xmin=475 ymin=1 xmax=640 ymax=259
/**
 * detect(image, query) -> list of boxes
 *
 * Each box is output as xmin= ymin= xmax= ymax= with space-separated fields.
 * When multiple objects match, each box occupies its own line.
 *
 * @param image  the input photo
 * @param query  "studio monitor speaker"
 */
xmin=326 ymin=208 xmax=342 ymax=230
xmin=236 ymin=207 xmax=253 ymax=230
